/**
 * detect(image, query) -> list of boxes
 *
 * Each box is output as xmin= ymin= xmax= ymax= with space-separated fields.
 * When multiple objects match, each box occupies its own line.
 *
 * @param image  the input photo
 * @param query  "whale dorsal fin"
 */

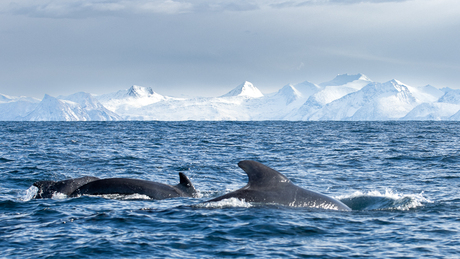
xmin=238 ymin=160 xmax=290 ymax=189
xmin=179 ymin=172 xmax=193 ymax=187
xmin=176 ymin=172 xmax=197 ymax=197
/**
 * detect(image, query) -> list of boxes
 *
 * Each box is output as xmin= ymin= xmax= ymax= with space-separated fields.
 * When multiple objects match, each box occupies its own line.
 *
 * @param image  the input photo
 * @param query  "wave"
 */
xmin=0 ymin=157 xmax=14 ymax=163
xmin=338 ymin=189 xmax=431 ymax=211
xmin=21 ymin=185 xmax=430 ymax=212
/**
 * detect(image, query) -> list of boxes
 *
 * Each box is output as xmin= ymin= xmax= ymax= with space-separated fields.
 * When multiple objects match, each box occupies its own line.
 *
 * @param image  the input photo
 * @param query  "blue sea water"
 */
xmin=1 ymin=121 xmax=460 ymax=258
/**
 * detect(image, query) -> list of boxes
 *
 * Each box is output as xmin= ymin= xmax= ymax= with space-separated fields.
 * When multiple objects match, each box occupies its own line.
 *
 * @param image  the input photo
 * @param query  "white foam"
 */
xmin=337 ymin=189 xmax=432 ymax=211
xmin=197 ymin=198 xmax=252 ymax=208
xmin=193 ymin=191 xmax=203 ymax=199
xmin=21 ymin=185 xmax=38 ymax=201
xmin=88 ymin=193 xmax=152 ymax=200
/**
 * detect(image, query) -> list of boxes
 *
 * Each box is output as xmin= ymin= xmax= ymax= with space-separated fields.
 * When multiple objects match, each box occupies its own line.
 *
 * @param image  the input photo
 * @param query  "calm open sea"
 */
xmin=1 ymin=121 xmax=459 ymax=258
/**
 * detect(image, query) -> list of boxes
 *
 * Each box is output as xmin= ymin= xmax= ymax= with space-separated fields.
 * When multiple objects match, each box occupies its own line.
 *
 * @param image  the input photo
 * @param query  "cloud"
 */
xmin=1 ymin=0 xmax=411 ymax=18
xmin=269 ymin=0 xmax=410 ymax=8
xmin=1 ymin=0 xmax=459 ymax=98
xmin=327 ymin=0 xmax=409 ymax=3
xmin=2 ymin=0 xmax=194 ymax=18
xmin=1 ymin=0 xmax=262 ymax=19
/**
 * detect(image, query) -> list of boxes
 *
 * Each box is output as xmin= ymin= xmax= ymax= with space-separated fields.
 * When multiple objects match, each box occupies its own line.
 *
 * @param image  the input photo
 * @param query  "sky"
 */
xmin=0 ymin=0 xmax=459 ymax=98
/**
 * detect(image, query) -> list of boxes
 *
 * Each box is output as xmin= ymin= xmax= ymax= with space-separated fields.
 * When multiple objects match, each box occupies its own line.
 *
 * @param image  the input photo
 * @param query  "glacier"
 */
xmin=1 ymin=74 xmax=460 ymax=121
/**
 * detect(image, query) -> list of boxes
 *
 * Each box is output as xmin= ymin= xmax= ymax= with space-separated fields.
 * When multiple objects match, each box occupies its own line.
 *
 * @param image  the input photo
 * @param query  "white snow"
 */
xmin=96 ymin=85 xmax=167 ymax=112
xmin=403 ymin=89 xmax=460 ymax=120
xmin=18 ymin=93 xmax=121 ymax=121
xmin=0 ymin=94 xmax=40 ymax=121
xmin=287 ymin=74 xmax=373 ymax=120
xmin=319 ymin=73 xmax=372 ymax=88
xmin=403 ymin=102 xmax=460 ymax=121
xmin=2 ymin=73 xmax=460 ymax=121
xmin=221 ymin=81 xmax=264 ymax=98
xmin=300 ymin=80 xmax=418 ymax=121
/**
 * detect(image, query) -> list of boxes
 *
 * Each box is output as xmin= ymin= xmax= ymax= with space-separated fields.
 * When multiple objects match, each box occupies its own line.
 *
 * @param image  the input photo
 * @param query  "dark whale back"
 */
xmin=207 ymin=160 xmax=351 ymax=211
xmin=70 ymin=173 xmax=197 ymax=199
xmin=33 ymin=176 xmax=99 ymax=199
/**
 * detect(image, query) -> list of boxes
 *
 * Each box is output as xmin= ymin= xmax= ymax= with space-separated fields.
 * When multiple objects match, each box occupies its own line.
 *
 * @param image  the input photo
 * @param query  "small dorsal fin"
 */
xmin=176 ymin=172 xmax=197 ymax=197
xmin=238 ymin=160 xmax=290 ymax=188
xmin=179 ymin=172 xmax=193 ymax=187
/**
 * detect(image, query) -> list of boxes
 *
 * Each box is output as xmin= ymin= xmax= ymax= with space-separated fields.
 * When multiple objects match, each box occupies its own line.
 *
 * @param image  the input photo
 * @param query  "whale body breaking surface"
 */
xmin=33 ymin=173 xmax=197 ymax=200
xmin=32 ymin=160 xmax=350 ymax=211
xmin=206 ymin=160 xmax=351 ymax=211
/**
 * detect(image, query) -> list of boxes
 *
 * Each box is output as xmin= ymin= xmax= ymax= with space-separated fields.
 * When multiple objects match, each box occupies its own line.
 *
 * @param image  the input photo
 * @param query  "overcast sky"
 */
xmin=1 ymin=0 xmax=459 ymax=98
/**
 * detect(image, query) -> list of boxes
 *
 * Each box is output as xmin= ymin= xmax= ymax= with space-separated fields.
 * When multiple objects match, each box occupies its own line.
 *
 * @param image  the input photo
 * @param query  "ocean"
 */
xmin=1 ymin=121 xmax=459 ymax=258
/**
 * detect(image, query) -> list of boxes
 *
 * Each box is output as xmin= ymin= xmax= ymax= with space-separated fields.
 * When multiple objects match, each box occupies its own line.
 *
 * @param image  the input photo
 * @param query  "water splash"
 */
xmin=196 ymin=198 xmax=253 ymax=208
xmin=95 ymin=193 xmax=153 ymax=200
xmin=20 ymin=185 xmax=38 ymax=201
xmin=338 ymin=189 xmax=431 ymax=211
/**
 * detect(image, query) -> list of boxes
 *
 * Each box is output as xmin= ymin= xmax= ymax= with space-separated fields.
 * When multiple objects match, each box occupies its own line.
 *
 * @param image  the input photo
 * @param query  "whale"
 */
xmin=69 ymin=173 xmax=197 ymax=199
xmin=206 ymin=160 xmax=351 ymax=211
xmin=33 ymin=176 xmax=100 ymax=199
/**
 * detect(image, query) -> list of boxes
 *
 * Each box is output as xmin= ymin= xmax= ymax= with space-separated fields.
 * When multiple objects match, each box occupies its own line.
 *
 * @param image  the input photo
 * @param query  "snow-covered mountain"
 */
xmin=96 ymin=85 xmax=166 ymax=111
xmin=61 ymin=92 xmax=121 ymax=121
xmin=293 ymin=81 xmax=322 ymax=100
xmin=220 ymin=81 xmax=264 ymax=98
xmin=1 ymin=74 xmax=459 ymax=121
xmin=319 ymin=73 xmax=371 ymax=87
xmin=403 ymin=89 xmax=460 ymax=120
xmin=107 ymin=82 xmax=265 ymax=120
xmin=22 ymin=94 xmax=89 ymax=121
xmin=311 ymin=80 xmax=419 ymax=121
xmin=20 ymin=93 xmax=121 ymax=121
xmin=0 ymin=94 xmax=40 ymax=121
xmin=287 ymin=73 xmax=372 ymax=120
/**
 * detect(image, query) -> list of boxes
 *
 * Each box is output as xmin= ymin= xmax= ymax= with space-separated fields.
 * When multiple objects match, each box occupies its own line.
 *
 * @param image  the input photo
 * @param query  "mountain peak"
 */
xmin=127 ymin=85 xmax=155 ymax=98
xmin=276 ymin=84 xmax=302 ymax=104
xmin=0 ymin=93 xmax=13 ymax=103
xmin=389 ymin=79 xmax=405 ymax=85
xmin=42 ymin=94 xmax=57 ymax=102
xmin=221 ymin=81 xmax=264 ymax=98
xmin=320 ymin=73 xmax=371 ymax=87
xmin=438 ymin=89 xmax=460 ymax=104
xmin=62 ymin=92 xmax=100 ymax=109
xmin=293 ymin=80 xmax=321 ymax=98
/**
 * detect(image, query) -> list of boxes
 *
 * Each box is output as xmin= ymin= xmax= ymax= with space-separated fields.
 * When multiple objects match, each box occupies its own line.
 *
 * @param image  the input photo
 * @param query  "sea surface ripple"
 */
xmin=1 ymin=121 xmax=460 ymax=258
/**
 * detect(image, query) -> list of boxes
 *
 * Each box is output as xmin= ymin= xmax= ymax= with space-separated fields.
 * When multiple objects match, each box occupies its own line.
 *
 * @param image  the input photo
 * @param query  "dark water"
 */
xmin=1 ymin=121 xmax=460 ymax=258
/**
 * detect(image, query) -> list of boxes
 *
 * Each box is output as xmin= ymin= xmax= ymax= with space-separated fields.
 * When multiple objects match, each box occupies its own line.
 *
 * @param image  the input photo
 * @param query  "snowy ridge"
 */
xmin=96 ymin=85 xmax=167 ymax=112
xmin=62 ymin=92 xmax=121 ymax=121
xmin=403 ymin=89 xmax=460 ymax=120
xmin=221 ymin=81 xmax=264 ymax=98
xmin=0 ymin=93 xmax=13 ymax=103
xmin=22 ymin=94 xmax=89 ymax=121
xmin=319 ymin=73 xmax=371 ymax=88
xmin=18 ymin=93 xmax=120 ymax=121
xmin=0 ymin=94 xmax=40 ymax=121
xmin=2 ymin=74 xmax=460 ymax=121
xmin=317 ymin=80 xmax=419 ymax=121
